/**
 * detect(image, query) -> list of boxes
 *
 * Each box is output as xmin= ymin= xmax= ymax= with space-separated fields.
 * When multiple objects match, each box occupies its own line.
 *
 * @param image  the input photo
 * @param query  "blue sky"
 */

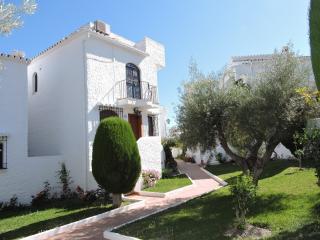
xmin=0 ymin=0 xmax=311 ymax=126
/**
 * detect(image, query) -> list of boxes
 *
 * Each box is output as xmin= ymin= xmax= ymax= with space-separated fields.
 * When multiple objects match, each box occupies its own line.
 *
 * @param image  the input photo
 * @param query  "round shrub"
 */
xmin=92 ymin=117 xmax=141 ymax=206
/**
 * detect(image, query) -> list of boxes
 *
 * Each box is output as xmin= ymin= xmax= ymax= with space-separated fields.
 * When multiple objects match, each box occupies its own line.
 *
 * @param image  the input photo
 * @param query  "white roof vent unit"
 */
xmin=94 ymin=20 xmax=111 ymax=35
xmin=12 ymin=50 xmax=26 ymax=58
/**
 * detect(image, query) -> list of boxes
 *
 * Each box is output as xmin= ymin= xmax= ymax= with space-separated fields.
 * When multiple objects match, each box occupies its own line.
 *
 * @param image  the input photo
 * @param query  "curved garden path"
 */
xmin=40 ymin=161 xmax=224 ymax=240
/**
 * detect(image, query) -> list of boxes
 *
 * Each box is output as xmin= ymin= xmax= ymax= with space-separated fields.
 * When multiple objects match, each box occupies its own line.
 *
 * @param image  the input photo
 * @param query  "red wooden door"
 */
xmin=128 ymin=114 xmax=142 ymax=140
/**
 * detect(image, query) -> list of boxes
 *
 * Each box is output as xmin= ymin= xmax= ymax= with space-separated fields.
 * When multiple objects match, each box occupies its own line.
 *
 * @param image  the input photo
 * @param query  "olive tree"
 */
xmin=0 ymin=0 xmax=36 ymax=70
xmin=0 ymin=0 xmax=37 ymax=35
xmin=177 ymin=47 xmax=317 ymax=183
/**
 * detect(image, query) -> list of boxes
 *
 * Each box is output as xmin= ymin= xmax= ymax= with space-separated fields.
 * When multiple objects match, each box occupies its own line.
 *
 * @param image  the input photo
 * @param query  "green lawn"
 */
xmin=144 ymin=174 xmax=192 ymax=193
xmin=116 ymin=160 xmax=320 ymax=239
xmin=0 ymin=199 xmax=116 ymax=240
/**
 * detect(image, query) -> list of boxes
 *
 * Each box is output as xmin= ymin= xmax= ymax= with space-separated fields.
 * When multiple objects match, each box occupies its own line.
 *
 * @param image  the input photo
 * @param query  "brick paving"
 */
xmin=44 ymin=161 xmax=223 ymax=240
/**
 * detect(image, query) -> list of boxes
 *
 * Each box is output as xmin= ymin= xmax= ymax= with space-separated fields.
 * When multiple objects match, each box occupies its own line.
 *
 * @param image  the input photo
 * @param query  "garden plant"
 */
xmin=92 ymin=117 xmax=141 ymax=207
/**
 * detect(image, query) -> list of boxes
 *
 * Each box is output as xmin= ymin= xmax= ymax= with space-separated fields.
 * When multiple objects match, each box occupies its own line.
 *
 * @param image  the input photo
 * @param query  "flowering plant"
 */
xmin=142 ymin=170 xmax=160 ymax=188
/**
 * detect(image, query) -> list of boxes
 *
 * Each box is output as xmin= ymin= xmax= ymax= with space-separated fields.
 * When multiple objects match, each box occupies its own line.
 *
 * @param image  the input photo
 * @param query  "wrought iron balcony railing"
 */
xmin=115 ymin=80 xmax=159 ymax=104
xmin=100 ymin=80 xmax=159 ymax=106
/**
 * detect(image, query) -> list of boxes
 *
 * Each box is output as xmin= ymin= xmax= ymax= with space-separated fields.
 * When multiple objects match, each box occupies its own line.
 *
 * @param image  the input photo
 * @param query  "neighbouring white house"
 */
xmin=0 ymin=20 xmax=166 ymax=203
xmin=187 ymin=48 xmax=315 ymax=165
xmin=221 ymin=48 xmax=315 ymax=89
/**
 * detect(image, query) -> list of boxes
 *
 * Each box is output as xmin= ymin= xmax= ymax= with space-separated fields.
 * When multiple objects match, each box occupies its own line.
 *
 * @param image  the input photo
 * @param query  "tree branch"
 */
xmin=217 ymin=124 xmax=246 ymax=166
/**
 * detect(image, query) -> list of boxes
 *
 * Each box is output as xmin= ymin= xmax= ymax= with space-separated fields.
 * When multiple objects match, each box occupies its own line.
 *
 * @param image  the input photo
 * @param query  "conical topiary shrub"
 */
xmin=310 ymin=0 xmax=320 ymax=89
xmin=92 ymin=117 xmax=141 ymax=207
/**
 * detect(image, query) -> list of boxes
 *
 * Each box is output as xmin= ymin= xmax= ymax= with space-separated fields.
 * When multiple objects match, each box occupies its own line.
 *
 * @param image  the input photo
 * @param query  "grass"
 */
xmin=116 ymin=160 xmax=320 ymax=239
xmin=0 ymin=199 xmax=118 ymax=240
xmin=144 ymin=174 xmax=192 ymax=193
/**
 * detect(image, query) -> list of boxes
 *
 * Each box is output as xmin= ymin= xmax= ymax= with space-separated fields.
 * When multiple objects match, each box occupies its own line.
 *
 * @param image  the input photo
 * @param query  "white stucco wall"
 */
xmin=0 ymin=58 xmax=28 ymax=202
xmin=28 ymin=35 xmax=88 ymax=190
xmin=137 ymin=136 xmax=164 ymax=174
xmin=272 ymin=143 xmax=294 ymax=159
xmin=186 ymin=145 xmax=230 ymax=165
xmin=186 ymin=142 xmax=293 ymax=166
xmin=0 ymin=58 xmax=63 ymax=203
xmin=0 ymin=155 xmax=61 ymax=204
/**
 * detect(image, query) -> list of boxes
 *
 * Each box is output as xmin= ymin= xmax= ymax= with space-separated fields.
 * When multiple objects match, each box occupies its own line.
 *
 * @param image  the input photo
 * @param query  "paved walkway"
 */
xmin=46 ymin=161 xmax=223 ymax=240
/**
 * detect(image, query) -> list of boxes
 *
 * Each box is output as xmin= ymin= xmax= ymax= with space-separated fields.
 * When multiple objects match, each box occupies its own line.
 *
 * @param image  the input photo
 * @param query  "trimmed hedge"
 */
xmin=310 ymin=0 xmax=320 ymax=89
xmin=92 ymin=117 xmax=141 ymax=194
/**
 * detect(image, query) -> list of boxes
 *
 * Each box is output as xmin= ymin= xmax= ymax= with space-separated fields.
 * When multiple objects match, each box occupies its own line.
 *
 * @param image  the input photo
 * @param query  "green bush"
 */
xmin=310 ymin=0 xmax=320 ymax=89
xmin=230 ymin=175 xmax=257 ymax=229
xmin=162 ymin=168 xmax=174 ymax=179
xmin=294 ymin=128 xmax=320 ymax=184
xmin=162 ymin=138 xmax=178 ymax=172
xmin=56 ymin=163 xmax=73 ymax=199
xmin=215 ymin=152 xmax=226 ymax=164
xmin=92 ymin=117 xmax=141 ymax=207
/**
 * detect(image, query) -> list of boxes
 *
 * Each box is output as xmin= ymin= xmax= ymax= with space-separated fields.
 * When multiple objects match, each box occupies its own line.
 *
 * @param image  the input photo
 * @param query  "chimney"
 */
xmin=94 ymin=20 xmax=111 ymax=35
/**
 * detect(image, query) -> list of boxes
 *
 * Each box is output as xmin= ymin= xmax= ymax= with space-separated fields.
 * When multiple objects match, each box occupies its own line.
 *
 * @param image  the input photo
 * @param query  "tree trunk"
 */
xmin=246 ymin=140 xmax=263 ymax=172
xmin=252 ymin=140 xmax=280 ymax=184
xmin=112 ymin=193 xmax=122 ymax=208
xmin=252 ymin=160 xmax=264 ymax=185
xmin=217 ymin=125 xmax=245 ymax=165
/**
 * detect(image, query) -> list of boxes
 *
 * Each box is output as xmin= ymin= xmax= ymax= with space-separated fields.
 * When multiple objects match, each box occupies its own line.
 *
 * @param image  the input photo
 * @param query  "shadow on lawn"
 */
xmin=265 ymin=196 xmax=320 ymax=240
xmin=0 ymin=205 xmax=113 ymax=240
xmin=252 ymin=194 xmax=287 ymax=216
xmin=269 ymin=221 xmax=320 ymax=240
xmin=118 ymin=193 xmax=235 ymax=240
xmin=207 ymin=159 xmax=302 ymax=183
xmin=0 ymin=199 xmax=111 ymax=221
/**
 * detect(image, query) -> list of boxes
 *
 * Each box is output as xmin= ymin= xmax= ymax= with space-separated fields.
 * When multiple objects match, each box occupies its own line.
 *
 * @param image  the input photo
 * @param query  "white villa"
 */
xmin=0 ymin=21 xmax=166 ymax=203
xmin=221 ymin=49 xmax=315 ymax=88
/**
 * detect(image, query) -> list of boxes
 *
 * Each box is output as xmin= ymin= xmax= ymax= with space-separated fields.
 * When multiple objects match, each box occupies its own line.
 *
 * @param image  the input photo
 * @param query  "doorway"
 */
xmin=128 ymin=114 xmax=142 ymax=140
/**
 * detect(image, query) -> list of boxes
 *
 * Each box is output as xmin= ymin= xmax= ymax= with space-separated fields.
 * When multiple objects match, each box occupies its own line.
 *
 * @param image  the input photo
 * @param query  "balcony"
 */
xmin=107 ymin=80 xmax=158 ymax=109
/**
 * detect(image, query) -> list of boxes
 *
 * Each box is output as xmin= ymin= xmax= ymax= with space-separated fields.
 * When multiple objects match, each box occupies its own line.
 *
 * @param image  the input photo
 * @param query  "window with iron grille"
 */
xmin=126 ymin=63 xmax=141 ymax=99
xmin=0 ymin=136 xmax=7 ymax=169
xmin=98 ymin=105 xmax=124 ymax=120
xmin=148 ymin=115 xmax=159 ymax=136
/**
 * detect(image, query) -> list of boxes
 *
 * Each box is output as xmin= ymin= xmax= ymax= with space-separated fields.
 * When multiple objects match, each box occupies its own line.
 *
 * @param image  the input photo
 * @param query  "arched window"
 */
xmin=126 ymin=63 xmax=141 ymax=99
xmin=33 ymin=73 xmax=38 ymax=93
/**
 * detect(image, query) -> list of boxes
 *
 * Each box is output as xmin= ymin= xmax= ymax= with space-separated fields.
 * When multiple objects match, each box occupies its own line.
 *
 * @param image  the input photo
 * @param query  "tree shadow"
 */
xmin=117 ymin=193 xmax=233 ymax=240
xmin=0 ymin=205 xmax=113 ymax=240
xmin=251 ymin=194 xmax=287 ymax=216
xmin=207 ymin=159 xmax=306 ymax=183
xmin=269 ymin=221 xmax=320 ymax=240
xmin=206 ymin=162 xmax=240 ymax=175
xmin=0 ymin=199 xmax=112 ymax=221
xmin=259 ymin=160 xmax=298 ymax=180
xmin=267 ymin=196 xmax=320 ymax=240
